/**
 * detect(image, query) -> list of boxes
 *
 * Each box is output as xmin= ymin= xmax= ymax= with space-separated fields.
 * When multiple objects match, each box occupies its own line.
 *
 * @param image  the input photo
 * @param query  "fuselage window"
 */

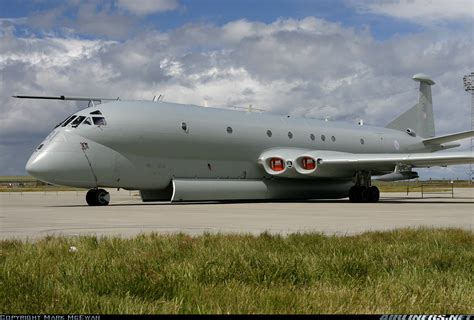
xmin=321 ymin=134 xmax=326 ymax=141
xmin=93 ymin=117 xmax=107 ymax=126
xmin=83 ymin=117 xmax=92 ymax=125
xmin=181 ymin=122 xmax=187 ymax=132
xmin=360 ymin=138 xmax=365 ymax=145
xmin=310 ymin=133 xmax=315 ymax=141
xmin=227 ymin=126 xmax=233 ymax=134
xmin=267 ymin=130 xmax=272 ymax=137
xmin=61 ymin=115 xmax=77 ymax=127
xmin=90 ymin=110 xmax=102 ymax=115
xmin=331 ymin=136 xmax=336 ymax=142
xmin=71 ymin=116 xmax=86 ymax=128
xmin=36 ymin=144 xmax=44 ymax=151
xmin=288 ymin=132 xmax=293 ymax=139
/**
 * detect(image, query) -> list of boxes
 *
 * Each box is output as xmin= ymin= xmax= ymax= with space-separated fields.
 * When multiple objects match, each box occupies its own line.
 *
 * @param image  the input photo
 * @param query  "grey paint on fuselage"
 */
xmin=29 ymin=100 xmax=428 ymax=191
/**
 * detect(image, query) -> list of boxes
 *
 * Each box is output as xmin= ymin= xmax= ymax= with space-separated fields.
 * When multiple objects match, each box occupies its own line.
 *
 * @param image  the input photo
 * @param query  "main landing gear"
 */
xmin=348 ymin=171 xmax=380 ymax=203
xmin=86 ymin=188 xmax=110 ymax=206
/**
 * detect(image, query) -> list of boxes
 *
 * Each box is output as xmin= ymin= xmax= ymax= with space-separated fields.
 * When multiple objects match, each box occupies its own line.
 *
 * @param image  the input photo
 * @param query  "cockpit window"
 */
xmin=61 ymin=115 xmax=77 ymax=127
xmin=55 ymin=115 xmax=73 ymax=128
xmin=93 ymin=117 xmax=107 ymax=126
xmin=83 ymin=117 xmax=92 ymax=125
xmin=71 ymin=116 xmax=86 ymax=128
xmin=90 ymin=110 xmax=102 ymax=115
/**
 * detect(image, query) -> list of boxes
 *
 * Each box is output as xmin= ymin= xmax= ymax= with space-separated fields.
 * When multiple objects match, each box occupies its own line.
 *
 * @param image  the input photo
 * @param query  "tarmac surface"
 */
xmin=1 ymin=189 xmax=473 ymax=240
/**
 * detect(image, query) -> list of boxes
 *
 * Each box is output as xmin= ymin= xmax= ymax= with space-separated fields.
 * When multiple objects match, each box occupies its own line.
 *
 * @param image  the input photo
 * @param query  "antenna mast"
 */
xmin=463 ymin=72 xmax=474 ymax=183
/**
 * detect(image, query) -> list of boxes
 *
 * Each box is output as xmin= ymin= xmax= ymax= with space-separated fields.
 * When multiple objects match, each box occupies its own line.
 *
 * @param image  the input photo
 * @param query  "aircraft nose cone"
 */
xmin=26 ymin=151 xmax=53 ymax=181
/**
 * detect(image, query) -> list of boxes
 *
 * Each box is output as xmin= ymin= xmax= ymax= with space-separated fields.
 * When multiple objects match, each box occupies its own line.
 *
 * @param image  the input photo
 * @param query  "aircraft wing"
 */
xmin=317 ymin=151 xmax=474 ymax=169
xmin=259 ymin=148 xmax=474 ymax=178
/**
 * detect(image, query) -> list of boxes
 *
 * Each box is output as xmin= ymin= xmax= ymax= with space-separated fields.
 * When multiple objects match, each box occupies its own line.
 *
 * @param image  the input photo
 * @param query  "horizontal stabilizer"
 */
xmin=12 ymin=95 xmax=119 ymax=102
xmin=423 ymin=130 xmax=474 ymax=145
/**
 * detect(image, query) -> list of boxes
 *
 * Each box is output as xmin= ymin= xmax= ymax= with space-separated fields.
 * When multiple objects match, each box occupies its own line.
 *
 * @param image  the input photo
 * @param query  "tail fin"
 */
xmin=386 ymin=73 xmax=436 ymax=138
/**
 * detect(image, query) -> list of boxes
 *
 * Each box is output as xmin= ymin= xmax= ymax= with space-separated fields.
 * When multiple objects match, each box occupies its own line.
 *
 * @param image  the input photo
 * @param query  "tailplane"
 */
xmin=386 ymin=73 xmax=436 ymax=138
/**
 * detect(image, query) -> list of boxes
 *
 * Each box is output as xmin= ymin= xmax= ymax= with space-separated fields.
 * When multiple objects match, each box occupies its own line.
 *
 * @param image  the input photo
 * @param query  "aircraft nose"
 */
xmin=26 ymin=149 xmax=95 ymax=187
xmin=26 ymin=151 xmax=56 ymax=182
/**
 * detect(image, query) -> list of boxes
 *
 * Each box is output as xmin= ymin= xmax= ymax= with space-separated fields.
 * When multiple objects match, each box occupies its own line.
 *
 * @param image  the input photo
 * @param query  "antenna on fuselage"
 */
xmin=152 ymin=94 xmax=164 ymax=102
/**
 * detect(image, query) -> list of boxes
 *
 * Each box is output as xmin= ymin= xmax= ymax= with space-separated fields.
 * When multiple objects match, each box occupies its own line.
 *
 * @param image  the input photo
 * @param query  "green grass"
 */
xmin=1 ymin=229 xmax=473 ymax=314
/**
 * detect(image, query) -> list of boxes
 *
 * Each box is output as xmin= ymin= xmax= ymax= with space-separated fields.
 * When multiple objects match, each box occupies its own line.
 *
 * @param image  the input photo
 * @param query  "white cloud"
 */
xmin=0 ymin=17 xmax=472 ymax=178
xmin=116 ymin=0 xmax=179 ymax=15
xmin=353 ymin=0 xmax=474 ymax=24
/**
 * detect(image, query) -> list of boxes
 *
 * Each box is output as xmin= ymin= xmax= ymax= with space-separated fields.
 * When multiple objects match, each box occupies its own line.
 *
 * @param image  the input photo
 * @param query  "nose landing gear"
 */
xmin=348 ymin=171 xmax=380 ymax=203
xmin=86 ymin=188 xmax=110 ymax=206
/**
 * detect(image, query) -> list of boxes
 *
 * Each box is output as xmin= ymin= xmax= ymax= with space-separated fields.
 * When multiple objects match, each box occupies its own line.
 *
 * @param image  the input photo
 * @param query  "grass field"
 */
xmin=1 ymin=228 xmax=473 ymax=314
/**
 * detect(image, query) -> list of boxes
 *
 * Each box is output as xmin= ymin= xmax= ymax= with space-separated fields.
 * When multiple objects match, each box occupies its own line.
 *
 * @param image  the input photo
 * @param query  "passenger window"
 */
xmin=321 ymin=134 xmax=326 ymax=141
xmin=83 ymin=117 xmax=92 ymax=125
xmin=61 ymin=115 xmax=77 ymax=127
xmin=267 ymin=130 xmax=272 ymax=137
xmin=331 ymin=136 xmax=336 ymax=142
xmin=288 ymin=132 xmax=293 ymax=139
xmin=71 ymin=116 xmax=86 ymax=128
xmin=93 ymin=117 xmax=107 ymax=126
xmin=310 ymin=134 xmax=315 ymax=141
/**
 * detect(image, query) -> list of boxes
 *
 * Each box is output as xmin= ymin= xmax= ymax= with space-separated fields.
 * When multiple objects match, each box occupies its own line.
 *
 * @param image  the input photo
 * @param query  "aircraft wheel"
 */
xmin=360 ymin=187 xmax=370 ymax=202
xmin=86 ymin=189 xmax=98 ymax=206
xmin=349 ymin=186 xmax=364 ymax=202
xmin=86 ymin=189 xmax=110 ymax=206
xmin=368 ymin=186 xmax=380 ymax=203
xmin=96 ymin=189 xmax=110 ymax=206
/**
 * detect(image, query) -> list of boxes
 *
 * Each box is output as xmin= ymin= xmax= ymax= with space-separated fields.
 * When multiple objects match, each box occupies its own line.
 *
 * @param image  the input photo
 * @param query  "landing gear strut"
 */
xmin=86 ymin=188 xmax=110 ymax=206
xmin=348 ymin=171 xmax=380 ymax=203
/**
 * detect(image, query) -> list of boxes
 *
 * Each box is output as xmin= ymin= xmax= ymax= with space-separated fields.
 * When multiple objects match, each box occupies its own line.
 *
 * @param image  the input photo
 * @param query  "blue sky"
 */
xmin=0 ymin=0 xmax=473 ymax=178
xmin=1 ymin=0 xmax=424 ymax=40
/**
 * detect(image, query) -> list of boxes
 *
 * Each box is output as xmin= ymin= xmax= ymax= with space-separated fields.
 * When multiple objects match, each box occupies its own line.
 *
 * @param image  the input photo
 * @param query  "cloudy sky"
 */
xmin=0 ymin=0 xmax=473 ymax=179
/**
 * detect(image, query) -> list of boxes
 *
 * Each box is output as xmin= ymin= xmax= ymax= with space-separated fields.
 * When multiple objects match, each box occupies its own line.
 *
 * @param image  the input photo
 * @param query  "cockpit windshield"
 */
xmin=61 ymin=115 xmax=77 ymax=127
xmin=93 ymin=117 xmax=107 ymax=126
xmin=55 ymin=115 xmax=72 ymax=128
xmin=56 ymin=114 xmax=107 ymax=128
xmin=71 ymin=116 xmax=86 ymax=128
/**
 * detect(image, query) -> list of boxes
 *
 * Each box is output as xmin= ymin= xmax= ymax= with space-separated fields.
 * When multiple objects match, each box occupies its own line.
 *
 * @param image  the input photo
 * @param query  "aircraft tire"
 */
xmin=368 ymin=186 xmax=380 ymax=203
xmin=349 ymin=186 xmax=364 ymax=203
xmin=86 ymin=189 xmax=98 ymax=206
xmin=348 ymin=186 xmax=357 ymax=202
xmin=360 ymin=187 xmax=370 ymax=202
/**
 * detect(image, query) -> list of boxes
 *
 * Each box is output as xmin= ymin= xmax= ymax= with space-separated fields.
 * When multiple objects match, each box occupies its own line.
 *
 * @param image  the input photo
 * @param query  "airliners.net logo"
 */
xmin=380 ymin=316 xmax=472 ymax=320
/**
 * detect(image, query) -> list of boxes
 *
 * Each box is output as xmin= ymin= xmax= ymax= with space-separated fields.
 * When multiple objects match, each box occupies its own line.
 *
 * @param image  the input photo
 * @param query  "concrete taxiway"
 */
xmin=1 ymin=189 xmax=473 ymax=240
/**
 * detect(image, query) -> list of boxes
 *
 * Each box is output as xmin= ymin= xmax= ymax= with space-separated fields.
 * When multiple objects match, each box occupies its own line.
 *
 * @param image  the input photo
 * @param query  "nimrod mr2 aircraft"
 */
xmin=19 ymin=74 xmax=474 ymax=206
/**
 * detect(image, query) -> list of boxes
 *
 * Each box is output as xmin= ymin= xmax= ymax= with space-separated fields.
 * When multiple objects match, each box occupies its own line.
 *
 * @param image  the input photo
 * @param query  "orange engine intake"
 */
xmin=269 ymin=158 xmax=285 ymax=171
xmin=301 ymin=157 xmax=316 ymax=170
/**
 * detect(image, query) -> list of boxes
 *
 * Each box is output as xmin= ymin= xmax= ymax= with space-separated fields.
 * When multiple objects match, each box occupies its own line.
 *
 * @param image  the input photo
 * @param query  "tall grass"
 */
xmin=1 ymin=228 xmax=473 ymax=314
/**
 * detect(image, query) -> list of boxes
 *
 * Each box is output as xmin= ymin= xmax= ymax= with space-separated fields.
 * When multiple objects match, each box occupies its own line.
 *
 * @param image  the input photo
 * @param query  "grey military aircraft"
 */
xmin=18 ymin=73 xmax=474 ymax=205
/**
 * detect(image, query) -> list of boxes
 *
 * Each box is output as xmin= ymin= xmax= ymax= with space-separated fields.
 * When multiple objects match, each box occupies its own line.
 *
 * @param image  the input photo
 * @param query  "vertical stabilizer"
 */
xmin=386 ymin=73 xmax=436 ymax=138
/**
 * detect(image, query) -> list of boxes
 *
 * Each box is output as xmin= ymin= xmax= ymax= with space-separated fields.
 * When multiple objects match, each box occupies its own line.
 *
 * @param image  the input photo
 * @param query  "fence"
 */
xmin=406 ymin=182 xmax=455 ymax=198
